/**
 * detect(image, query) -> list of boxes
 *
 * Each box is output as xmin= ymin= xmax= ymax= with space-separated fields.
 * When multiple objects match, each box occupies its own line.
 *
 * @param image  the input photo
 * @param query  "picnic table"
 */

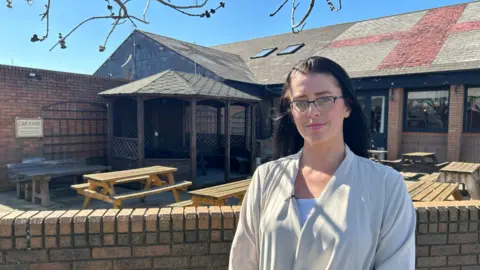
xmin=400 ymin=152 xmax=449 ymax=173
xmin=8 ymin=159 xmax=110 ymax=207
xmin=439 ymin=162 xmax=480 ymax=199
xmin=72 ymin=166 xmax=191 ymax=209
xmin=407 ymin=179 xmax=462 ymax=202
xmin=186 ymin=179 xmax=251 ymax=206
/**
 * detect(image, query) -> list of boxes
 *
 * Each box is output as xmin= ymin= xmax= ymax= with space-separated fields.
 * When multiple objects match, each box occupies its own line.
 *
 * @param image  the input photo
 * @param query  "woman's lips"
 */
xmin=306 ymin=123 xmax=326 ymax=130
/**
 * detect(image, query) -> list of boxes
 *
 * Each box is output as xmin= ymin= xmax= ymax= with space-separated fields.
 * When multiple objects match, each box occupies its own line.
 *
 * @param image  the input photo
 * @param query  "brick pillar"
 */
xmin=387 ymin=88 xmax=404 ymax=160
xmin=447 ymin=84 xmax=464 ymax=161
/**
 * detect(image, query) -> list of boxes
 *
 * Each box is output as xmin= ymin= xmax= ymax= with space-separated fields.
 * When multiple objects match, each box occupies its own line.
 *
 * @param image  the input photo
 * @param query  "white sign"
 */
xmin=15 ymin=117 xmax=43 ymax=138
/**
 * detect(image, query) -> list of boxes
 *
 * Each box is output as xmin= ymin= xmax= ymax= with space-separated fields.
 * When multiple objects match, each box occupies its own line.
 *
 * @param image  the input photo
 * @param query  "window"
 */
xmin=250 ymin=48 xmax=277 ymax=59
xmin=465 ymin=87 xmax=480 ymax=132
xmin=277 ymin=43 xmax=305 ymax=55
xmin=404 ymin=89 xmax=449 ymax=132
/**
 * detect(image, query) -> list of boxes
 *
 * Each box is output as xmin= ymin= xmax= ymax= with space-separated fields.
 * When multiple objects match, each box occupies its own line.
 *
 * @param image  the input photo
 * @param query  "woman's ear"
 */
xmin=344 ymin=102 xmax=352 ymax=118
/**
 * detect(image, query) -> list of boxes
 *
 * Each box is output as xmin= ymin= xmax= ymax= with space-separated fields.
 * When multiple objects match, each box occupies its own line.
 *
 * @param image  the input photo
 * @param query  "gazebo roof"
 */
xmin=98 ymin=69 xmax=261 ymax=102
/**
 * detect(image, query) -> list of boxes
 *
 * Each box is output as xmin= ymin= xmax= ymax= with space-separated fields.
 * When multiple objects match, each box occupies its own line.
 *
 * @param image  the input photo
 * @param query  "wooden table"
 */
xmin=8 ymin=159 xmax=110 ymax=207
xmin=439 ymin=162 xmax=480 ymax=199
xmin=408 ymin=180 xmax=463 ymax=202
xmin=401 ymin=152 xmax=449 ymax=173
xmin=188 ymin=179 xmax=251 ymax=206
xmin=402 ymin=152 xmax=438 ymax=163
xmin=73 ymin=166 xmax=191 ymax=209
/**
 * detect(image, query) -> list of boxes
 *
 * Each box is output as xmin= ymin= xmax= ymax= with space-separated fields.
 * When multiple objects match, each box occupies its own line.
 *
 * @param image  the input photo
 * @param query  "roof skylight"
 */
xmin=251 ymin=47 xmax=277 ymax=59
xmin=277 ymin=43 xmax=305 ymax=55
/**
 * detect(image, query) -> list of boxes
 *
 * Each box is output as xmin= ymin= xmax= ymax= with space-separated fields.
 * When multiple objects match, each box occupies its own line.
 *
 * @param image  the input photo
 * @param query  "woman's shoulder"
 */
xmin=255 ymin=153 xmax=300 ymax=178
xmin=353 ymin=154 xmax=404 ymax=186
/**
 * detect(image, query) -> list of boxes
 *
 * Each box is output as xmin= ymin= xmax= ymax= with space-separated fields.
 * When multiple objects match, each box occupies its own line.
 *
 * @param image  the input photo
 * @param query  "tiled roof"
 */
xmin=138 ymin=31 xmax=257 ymax=83
xmin=98 ymin=69 xmax=261 ymax=102
xmin=211 ymin=1 xmax=480 ymax=84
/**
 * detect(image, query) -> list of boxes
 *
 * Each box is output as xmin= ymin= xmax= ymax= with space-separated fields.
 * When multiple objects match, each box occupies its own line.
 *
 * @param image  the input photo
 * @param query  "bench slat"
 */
xmin=413 ymin=182 xmax=442 ymax=201
xmin=423 ymin=183 xmax=451 ymax=201
xmin=167 ymin=200 xmax=193 ymax=207
xmin=434 ymin=183 xmax=459 ymax=201
xmin=112 ymin=181 xmax=191 ymax=200
xmin=419 ymin=173 xmax=440 ymax=182
xmin=71 ymin=176 xmax=150 ymax=190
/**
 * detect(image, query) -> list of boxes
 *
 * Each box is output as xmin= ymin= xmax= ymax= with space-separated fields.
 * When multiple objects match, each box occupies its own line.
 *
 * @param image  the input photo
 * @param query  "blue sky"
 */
xmin=0 ymin=0 xmax=472 ymax=75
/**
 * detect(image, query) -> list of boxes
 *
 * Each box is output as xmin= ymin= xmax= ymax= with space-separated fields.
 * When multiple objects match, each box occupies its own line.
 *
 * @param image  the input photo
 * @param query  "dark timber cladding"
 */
xmin=190 ymin=99 xmax=197 ymax=182
xmin=137 ymin=97 xmax=145 ymax=167
xmin=98 ymin=69 xmax=261 ymax=184
xmin=224 ymin=100 xmax=230 ymax=182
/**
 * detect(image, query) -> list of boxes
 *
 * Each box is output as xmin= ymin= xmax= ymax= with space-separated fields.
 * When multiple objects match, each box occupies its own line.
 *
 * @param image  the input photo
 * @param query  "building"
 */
xmin=95 ymin=1 xmax=480 ymax=164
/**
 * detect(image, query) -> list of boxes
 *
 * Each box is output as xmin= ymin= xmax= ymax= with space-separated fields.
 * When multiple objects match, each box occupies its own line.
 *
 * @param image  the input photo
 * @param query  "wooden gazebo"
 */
xmin=98 ymin=70 xmax=261 ymax=186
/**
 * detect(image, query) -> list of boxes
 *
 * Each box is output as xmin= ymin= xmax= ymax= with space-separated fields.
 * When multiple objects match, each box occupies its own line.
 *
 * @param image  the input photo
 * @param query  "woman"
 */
xmin=229 ymin=56 xmax=415 ymax=270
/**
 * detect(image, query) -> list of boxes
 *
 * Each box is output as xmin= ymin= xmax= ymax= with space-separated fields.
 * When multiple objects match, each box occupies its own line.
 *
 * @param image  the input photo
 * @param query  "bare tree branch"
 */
xmin=156 ymin=0 xmax=208 ymax=10
xmin=269 ymin=0 xmax=288 ymax=17
xmin=291 ymin=0 xmax=314 ymax=33
xmin=143 ymin=0 xmax=151 ymax=21
xmin=6 ymin=0 xmax=341 ymax=51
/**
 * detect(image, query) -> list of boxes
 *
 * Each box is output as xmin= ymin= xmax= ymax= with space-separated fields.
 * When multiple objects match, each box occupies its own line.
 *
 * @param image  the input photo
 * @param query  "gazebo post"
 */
xmin=190 ymin=99 xmax=197 ymax=184
xmin=250 ymin=104 xmax=257 ymax=173
xmin=224 ymin=100 xmax=231 ymax=182
xmin=107 ymin=99 xmax=114 ymax=167
xmin=137 ymin=97 xmax=145 ymax=168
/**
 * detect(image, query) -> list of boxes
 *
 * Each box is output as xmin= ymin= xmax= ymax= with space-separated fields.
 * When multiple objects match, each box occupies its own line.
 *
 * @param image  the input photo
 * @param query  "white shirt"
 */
xmin=229 ymin=144 xmax=416 ymax=270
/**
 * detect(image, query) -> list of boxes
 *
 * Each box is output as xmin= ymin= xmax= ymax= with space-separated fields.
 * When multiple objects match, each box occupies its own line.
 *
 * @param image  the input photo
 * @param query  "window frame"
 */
xmin=403 ymin=87 xmax=450 ymax=133
xmin=276 ymin=43 xmax=305 ymax=55
xmin=250 ymin=47 xmax=277 ymax=59
xmin=463 ymin=85 xmax=480 ymax=133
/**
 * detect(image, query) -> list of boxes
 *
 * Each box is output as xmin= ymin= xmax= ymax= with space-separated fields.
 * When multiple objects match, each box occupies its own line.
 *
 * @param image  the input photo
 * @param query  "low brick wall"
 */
xmin=0 ymin=202 xmax=480 ymax=269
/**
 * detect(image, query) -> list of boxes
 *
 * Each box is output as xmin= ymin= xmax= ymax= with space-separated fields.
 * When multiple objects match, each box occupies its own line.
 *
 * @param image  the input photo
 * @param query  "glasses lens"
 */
xmin=293 ymin=101 xmax=308 ymax=112
xmin=314 ymin=97 xmax=333 ymax=111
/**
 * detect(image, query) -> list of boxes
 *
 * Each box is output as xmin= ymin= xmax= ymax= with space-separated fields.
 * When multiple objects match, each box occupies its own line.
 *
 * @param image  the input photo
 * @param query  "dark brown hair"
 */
xmin=273 ymin=56 xmax=370 ymax=159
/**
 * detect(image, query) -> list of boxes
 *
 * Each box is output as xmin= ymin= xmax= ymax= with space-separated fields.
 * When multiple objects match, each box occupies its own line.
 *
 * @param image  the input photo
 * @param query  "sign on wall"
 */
xmin=15 ymin=117 xmax=44 ymax=138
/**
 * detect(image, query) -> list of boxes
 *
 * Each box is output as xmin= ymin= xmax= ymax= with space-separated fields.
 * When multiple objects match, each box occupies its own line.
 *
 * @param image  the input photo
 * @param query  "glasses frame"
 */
xmin=290 ymin=95 xmax=345 ymax=113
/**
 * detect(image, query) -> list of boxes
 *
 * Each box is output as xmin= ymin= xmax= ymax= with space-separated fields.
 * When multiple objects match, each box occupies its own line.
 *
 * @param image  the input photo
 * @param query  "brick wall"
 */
xmin=447 ymin=84 xmax=465 ymax=161
xmin=415 ymin=201 xmax=480 ymax=269
xmin=0 ymin=203 xmax=480 ymax=269
xmin=0 ymin=65 xmax=128 ymax=190
xmin=401 ymin=132 xmax=448 ymax=162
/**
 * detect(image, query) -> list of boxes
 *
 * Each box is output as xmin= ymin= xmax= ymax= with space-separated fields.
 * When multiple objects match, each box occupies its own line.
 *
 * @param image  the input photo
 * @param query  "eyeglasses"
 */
xmin=290 ymin=96 xmax=344 ymax=113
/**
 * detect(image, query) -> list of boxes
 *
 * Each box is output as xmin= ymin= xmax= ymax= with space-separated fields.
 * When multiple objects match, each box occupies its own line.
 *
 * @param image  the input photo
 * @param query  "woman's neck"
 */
xmin=301 ymin=140 xmax=346 ymax=173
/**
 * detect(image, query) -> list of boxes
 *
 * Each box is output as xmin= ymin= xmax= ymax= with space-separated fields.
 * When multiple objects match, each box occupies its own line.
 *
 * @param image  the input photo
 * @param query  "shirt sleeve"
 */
xmin=228 ymin=166 xmax=263 ymax=270
xmin=374 ymin=172 xmax=416 ymax=270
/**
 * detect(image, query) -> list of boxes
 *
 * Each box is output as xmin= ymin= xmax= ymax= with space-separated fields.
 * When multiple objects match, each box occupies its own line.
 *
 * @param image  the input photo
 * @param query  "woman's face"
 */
xmin=288 ymin=71 xmax=351 ymax=147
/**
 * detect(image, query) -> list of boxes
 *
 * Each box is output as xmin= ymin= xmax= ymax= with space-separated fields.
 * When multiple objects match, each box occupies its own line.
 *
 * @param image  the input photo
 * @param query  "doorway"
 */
xmin=357 ymin=91 xmax=389 ymax=151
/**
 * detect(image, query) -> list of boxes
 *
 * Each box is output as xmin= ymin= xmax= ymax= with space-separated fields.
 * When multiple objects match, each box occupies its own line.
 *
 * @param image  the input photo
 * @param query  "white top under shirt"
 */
xmin=296 ymin=198 xmax=317 ymax=225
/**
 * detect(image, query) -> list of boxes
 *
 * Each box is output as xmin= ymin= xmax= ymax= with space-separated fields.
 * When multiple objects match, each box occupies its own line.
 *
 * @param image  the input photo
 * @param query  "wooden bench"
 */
xmin=418 ymin=173 xmax=440 ymax=182
xmin=167 ymin=200 xmax=194 ymax=207
xmin=380 ymin=159 xmax=403 ymax=170
xmin=435 ymin=161 xmax=450 ymax=169
xmin=188 ymin=179 xmax=251 ymax=206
